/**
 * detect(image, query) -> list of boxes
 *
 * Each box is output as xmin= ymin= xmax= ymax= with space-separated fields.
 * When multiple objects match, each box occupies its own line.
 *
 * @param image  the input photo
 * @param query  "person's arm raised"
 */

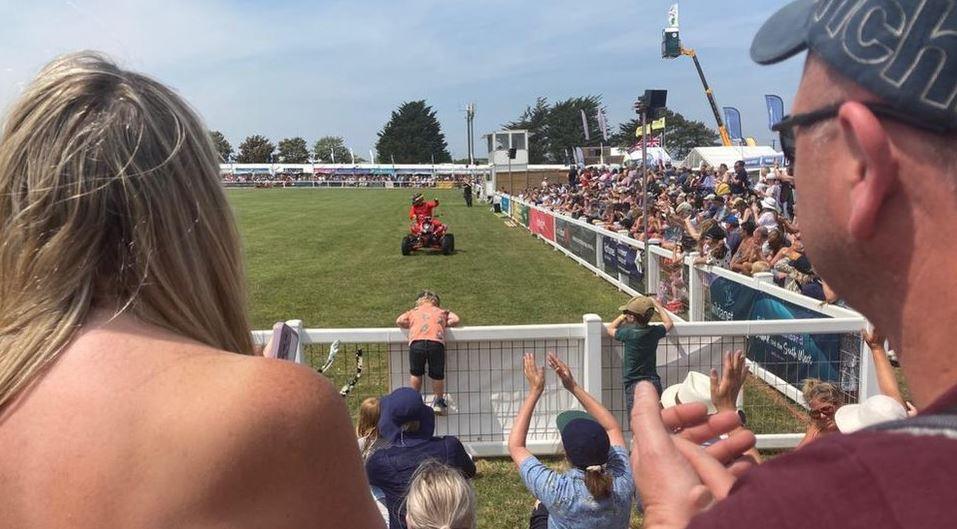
xmin=508 ymin=353 xmax=545 ymax=468
xmin=548 ymin=352 xmax=625 ymax=447
xmin=653 ymin=298 xmax=674 ymax=333
xmin=606 ymin=314 xmax=626 ymax=338
xmin=395 ymin=310 xmax=412 ymax=328
xmin=864 ymin=328 xmax=906 ymax=406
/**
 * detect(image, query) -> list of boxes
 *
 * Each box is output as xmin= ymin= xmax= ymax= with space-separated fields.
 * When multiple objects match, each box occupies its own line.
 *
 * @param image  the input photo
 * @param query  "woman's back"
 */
xmin=0 ymin=311 xmax=383 ymax=529
xmin=0 ymin=52 xmax=383 ymax=529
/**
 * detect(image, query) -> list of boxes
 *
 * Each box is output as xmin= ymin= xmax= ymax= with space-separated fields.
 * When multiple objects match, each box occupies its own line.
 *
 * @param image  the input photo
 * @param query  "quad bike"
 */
xmin=402 ymin=215 xmax=455 ymax=255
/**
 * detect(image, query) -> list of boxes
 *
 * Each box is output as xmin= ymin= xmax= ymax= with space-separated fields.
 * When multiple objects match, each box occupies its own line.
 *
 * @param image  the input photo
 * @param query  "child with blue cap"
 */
xmin=508 ymin=352 xmax=636 ymax=529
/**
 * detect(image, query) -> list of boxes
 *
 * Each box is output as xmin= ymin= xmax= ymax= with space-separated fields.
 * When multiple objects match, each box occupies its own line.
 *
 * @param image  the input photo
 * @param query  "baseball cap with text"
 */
xmin=752 ymin=0 xmax=957 ymax=131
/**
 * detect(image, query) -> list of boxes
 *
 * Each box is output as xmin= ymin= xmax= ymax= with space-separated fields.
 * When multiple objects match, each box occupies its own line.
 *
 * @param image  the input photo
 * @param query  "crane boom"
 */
xmin=681 ymin=48 xmax=732 ymax=147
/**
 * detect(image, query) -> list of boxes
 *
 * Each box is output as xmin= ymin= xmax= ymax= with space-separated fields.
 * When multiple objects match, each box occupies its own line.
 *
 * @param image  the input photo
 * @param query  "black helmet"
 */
xmin=412 ymin=193 xmax=424 ymax=204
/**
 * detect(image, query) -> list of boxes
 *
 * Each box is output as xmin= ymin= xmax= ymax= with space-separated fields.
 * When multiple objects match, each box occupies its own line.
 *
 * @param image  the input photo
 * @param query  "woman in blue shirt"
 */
xmin=508 ymin=352 xmax=636 ymax=529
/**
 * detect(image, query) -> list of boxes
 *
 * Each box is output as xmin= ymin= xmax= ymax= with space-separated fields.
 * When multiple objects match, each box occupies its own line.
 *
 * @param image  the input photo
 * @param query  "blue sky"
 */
xmin=0 ymin=0 xmax=804 ymax=159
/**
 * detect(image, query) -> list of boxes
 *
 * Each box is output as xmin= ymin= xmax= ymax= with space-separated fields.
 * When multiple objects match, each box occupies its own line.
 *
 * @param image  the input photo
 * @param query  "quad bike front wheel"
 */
xmin=441 ymin=234 xmax=455 ymax=255
xmin=401 ymin=235 xmax=414 ymax=256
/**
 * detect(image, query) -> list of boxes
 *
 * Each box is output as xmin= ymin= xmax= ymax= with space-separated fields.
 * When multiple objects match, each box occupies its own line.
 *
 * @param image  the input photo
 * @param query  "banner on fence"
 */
xmin=600 ymin=236 xmax=643 ymax=284
xmin=518 ymin=204 xmax=530 ymax=227
xmin=530 ymin=208 xmax=555 ymax=241
xmin=500 ymin=196 xmax=511 ymax=214
xmin=706 ymin=276 xmax=843 ymax=387
xmin=555 ymin=218 xmax=597 ymax=266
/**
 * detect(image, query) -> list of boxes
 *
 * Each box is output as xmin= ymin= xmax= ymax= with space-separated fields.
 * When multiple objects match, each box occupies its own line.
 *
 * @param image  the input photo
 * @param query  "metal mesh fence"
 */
xmin=601 ymin=331 xmax=863 ymax=437
xmin=392 ymin=338 xmax=585 ymax=443
xmin=653 ymin=250 xmax=689 ymax=319
xmin=302 ymin=342 xmax=390 ymax=416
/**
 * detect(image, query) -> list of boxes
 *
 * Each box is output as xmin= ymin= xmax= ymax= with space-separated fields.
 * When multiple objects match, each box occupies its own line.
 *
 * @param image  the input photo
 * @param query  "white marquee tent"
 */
xmin=682 ymin=146 xmax=784 ymax=172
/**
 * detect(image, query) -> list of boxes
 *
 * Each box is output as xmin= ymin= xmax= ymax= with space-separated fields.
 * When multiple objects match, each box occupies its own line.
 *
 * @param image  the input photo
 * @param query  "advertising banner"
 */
xmin=518 ymin=204 xmax=530 ymax=227
xmin=555 ymin=218 xmax=598 ymax=266
xmin=530 ymin=208 xmax=555 ymax=242
xmin=500 ymin=196 xmax=511 ymax=214
xmin=706 ymin=276 xmax=845 ymax=388
xmin=616 ymin=242 xmax=643 ymax=283
xmin=602 ymin=236 xmax=618 ymax=270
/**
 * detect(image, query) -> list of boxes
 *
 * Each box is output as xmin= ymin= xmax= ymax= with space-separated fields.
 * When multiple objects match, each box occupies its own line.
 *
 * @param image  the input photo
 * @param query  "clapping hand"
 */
xmin=546 ymin=352 xmax=576 ymax=391
xmin=631 ymin=382 xmax=757 ymax=529
xmin=863 ymin=328 xmax=886 ymax=350
xmin=523 ymin=353 xmax=545 ymax=393
xmin=710 ymin=351 xmax=748 ymax=413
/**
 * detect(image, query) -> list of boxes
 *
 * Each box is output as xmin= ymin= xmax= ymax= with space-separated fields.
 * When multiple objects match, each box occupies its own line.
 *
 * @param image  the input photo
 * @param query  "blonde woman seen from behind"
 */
xmin=404 ymin=461 xmax=477 ymax=529
xmin=0 ymin=52 xmax=384 ymax=529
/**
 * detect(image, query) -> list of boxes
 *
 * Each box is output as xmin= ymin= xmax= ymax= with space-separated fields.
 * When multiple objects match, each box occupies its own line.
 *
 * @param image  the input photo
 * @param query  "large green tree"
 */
xmin=376 ymin=101 xmax=451 ymax=164
xmin=236 ymin=135 xmax=275 ymax=163
xmin=313 ymin=136 xmax=351 ymax=163
xmin=612 ymin=109 xmax=720 ymax=162
xmin=210 ymin=130 xmax=233 ymax=162
xmin=503 ymin=97 xmax=550 ymax=164
xmin=543 ymin=96 xmax=603 ymax=163
xmin=277 ymin=137 xmax=310 ymax=163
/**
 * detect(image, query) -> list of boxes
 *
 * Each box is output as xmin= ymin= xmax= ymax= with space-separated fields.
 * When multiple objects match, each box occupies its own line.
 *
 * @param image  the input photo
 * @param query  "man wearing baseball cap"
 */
xmin=630 ymin=2 xmax=957 ymax=528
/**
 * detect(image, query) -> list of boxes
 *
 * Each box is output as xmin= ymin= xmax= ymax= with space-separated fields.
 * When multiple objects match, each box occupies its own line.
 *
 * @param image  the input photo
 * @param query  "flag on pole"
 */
xmin=370 ymin=149 xmax=376 ymax=164
xmin=764 ymin=94 xmax=785 ymax=130
xmin=330 ymin=148 xmax=336 ymax=164
xmin=668 ymin=3 xmax=679 ymax=28
xmin=580 ymin=109 xmax=590 ymax=142
xmin=350 ymin=148 xmax=355 ymax=164
xmin=596 ymin=109 xmax=609 ymax=141
xmin=723 ymin=107 xmax=744 ymax=140
xmin=646 ymin=135 xmax=661 ymax=148
xmin=635 ymin=117 xmax=667 ymax=138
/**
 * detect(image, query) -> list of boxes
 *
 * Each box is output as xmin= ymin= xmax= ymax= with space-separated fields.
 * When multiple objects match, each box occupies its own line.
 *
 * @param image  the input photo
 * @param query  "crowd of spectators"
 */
xmin=513 ymin=161 xmax=836 ymax=301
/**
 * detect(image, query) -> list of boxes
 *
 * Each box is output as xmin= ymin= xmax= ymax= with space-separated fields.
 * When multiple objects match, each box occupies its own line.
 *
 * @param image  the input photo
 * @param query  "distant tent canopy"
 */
xmin=623 ymin=146 xmax=673 ymax=165
xmin=681 ymin=146 xmax=784 ymax=172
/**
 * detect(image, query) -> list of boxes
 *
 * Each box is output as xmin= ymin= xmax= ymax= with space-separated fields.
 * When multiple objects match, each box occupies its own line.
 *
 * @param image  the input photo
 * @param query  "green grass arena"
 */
xmin=229 ymin=187 xmax=804 ymax=529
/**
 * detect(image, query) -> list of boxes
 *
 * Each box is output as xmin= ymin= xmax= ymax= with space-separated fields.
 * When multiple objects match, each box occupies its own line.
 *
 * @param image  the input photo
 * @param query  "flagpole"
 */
xmin=641 ymin=107 xmax=649 ymax=241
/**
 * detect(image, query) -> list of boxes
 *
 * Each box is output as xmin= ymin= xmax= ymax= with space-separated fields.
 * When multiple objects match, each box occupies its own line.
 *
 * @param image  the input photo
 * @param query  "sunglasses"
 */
xmin=772 ymin=101 xmax=952 ymax=167
xmin=809 ymin=405 xmax=836 ymax=420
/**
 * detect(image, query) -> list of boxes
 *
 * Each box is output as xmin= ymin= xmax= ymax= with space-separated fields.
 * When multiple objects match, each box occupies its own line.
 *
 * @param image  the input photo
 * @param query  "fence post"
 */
xmin=286 ymin=319 xmax=305 ymax=364
xmin=582 ymin=314 xmax=604 ymax=397
xmin=686 ymin=253 xmax=704 ymax=321
xmin=857 ymin=335 xmax=880 ymax=400
xmin=646 ymin=239 xmax=661 ymax=294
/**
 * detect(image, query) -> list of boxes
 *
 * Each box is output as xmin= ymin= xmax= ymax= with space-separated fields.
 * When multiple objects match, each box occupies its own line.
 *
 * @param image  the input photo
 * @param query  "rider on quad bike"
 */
xmin=409 ymin=193 xmax=443 ymax=236
xmin=403 ymin=193 xmax=455 ymax=255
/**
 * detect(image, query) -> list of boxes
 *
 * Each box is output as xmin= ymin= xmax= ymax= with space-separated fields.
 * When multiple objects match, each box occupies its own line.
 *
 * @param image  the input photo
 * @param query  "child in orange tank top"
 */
xmin=395 ymin=290 xmax=460 ymax=415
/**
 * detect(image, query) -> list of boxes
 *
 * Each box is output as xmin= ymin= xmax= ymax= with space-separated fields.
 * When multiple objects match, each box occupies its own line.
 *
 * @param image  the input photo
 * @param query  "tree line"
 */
xmin=504 ymin=96 xmax=719 ymax=163
xmin=212 ymin=97 xmax=719 ymax=165
xmin=211 ymin=100 xmax=453 ymax=165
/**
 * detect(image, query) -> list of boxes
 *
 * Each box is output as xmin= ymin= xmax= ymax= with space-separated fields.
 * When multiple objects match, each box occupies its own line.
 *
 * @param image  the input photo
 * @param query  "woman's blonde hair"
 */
xmin=357 ymin=397 xmax=380 ymax=459
xmin=802 ymin=378 xmax=842 ymax=406
xmin=403 ymin=460 xmax=476 ymax=529
xmin=0 ymin=52 xmax=253 ymax=410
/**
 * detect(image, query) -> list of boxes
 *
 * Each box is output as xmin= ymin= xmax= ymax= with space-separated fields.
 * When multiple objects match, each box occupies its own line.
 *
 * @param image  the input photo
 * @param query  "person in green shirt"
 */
xmin=606 ymin=295 xmax=674 ymax=415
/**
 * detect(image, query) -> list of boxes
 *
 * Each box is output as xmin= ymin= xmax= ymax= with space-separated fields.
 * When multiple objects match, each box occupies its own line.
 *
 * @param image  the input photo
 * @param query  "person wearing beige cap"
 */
xmin=607 ymin=295 xmax=673 ymax=415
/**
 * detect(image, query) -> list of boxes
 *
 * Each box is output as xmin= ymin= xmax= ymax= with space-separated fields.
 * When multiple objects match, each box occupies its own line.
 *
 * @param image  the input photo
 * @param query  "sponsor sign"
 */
xmin=707 ymin=276 xmax=847 ymax=389
xmin=555 ymin=218 xmax=597 ymax=266
xmin=530 ymin=208 xmax=555 ymax=241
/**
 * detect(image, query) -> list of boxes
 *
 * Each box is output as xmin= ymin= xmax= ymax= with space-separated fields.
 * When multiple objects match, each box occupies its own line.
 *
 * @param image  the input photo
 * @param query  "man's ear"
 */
xmin=837 ymin=102 xmax=898 ymax=240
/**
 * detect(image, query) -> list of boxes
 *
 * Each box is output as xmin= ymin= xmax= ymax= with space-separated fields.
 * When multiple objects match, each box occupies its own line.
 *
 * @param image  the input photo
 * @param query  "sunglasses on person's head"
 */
xmin=809 ymin=404 xmax=836 ymax=420
xmin=772 ymin=101 xmax=952 ymax=167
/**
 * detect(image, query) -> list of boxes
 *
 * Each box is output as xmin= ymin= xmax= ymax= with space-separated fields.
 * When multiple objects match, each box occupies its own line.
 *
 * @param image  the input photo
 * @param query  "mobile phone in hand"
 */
xmin=264 ymin=322 xmax=299 ymax=361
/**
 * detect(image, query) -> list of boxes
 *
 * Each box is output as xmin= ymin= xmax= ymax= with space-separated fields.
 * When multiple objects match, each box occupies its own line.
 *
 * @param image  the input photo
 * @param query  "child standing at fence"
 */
xmin=396 ymin=290 xmax=460 ymax=415
xmin=607 ymin=295 xmax=673 ymax=415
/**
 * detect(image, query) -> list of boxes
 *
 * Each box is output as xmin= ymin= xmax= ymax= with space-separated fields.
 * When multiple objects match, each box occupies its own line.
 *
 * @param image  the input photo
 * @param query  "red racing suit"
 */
xmin=409 ymin=199 xmax=439 ymax=220
xmin=409 ymin=200 xmax=443 ymax=236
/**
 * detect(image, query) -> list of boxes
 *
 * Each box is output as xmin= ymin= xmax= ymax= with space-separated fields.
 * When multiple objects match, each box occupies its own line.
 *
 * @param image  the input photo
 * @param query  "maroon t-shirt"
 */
xmin=689 ymin=384 xmax=957 ymax=528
